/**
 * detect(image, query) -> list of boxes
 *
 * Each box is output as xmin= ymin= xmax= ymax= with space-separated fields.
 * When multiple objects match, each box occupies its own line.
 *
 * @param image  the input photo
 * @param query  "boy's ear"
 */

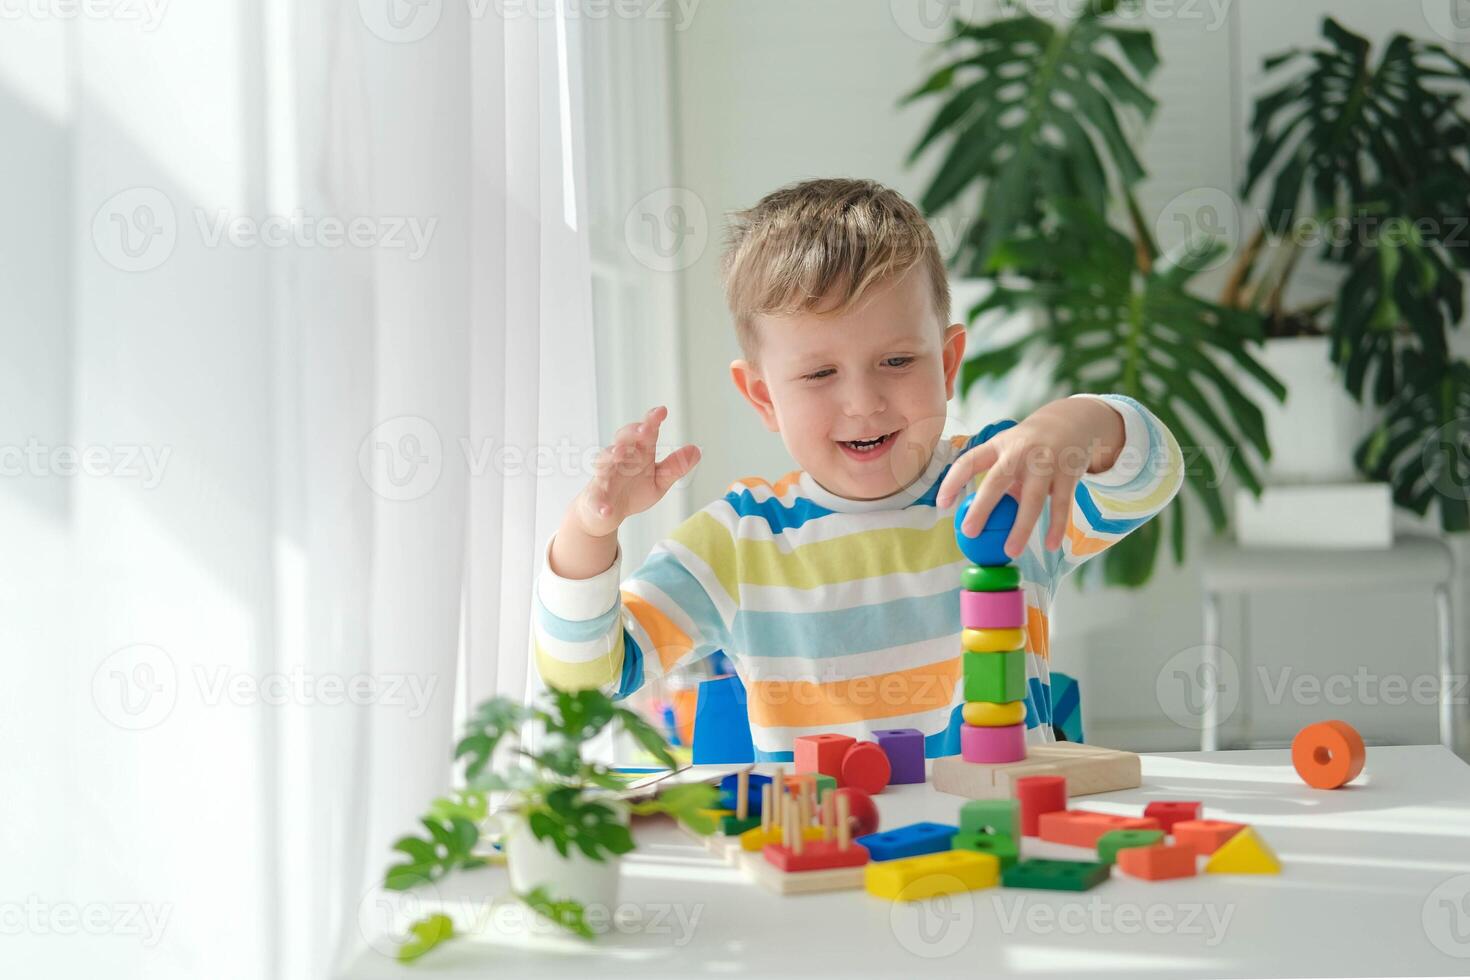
xmin=730 ymin=359 xmax=780 ymax=432
xmin=941 ymin=323 xmax=968 ymax=401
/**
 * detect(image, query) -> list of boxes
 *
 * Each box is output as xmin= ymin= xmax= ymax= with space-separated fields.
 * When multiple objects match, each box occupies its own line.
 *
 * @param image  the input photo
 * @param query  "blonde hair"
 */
xmin=720 ymin=178 xmax=951 ymax=359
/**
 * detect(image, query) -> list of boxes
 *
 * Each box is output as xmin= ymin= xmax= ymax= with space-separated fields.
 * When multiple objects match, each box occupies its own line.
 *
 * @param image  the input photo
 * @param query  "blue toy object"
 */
xmin=690 ymin=674 xmax=755 ymax=764
xmin=717 ymin=771 xmax=773 ymax=812
xmin=953 ymin=492 xmax=1019 ymax=566
xmin=855 ymin=821 xmax=959 ymax=862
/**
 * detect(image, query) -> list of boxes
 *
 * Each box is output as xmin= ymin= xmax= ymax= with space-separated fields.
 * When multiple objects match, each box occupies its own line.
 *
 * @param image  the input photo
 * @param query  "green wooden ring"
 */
xmin=962 ymin=565 xmax=1021 ymax=591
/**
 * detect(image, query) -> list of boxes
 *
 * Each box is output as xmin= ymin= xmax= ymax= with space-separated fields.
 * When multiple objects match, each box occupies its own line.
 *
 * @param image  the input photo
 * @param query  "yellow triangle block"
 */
xmin=1204 ymin=826 xmax=1280 ymax=874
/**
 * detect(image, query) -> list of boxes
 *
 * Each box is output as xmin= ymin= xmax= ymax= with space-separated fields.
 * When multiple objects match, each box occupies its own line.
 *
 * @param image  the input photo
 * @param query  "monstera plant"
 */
xmin=904 ymin=0 xmax=1283 ymax=585
xmin=1228 ymin=17 xmax=1470 ymax=531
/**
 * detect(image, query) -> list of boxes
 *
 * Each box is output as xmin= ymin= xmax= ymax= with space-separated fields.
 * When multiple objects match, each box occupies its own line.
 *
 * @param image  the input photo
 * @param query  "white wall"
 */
xmin=665 ymin=0 xmax=1470 ymax=752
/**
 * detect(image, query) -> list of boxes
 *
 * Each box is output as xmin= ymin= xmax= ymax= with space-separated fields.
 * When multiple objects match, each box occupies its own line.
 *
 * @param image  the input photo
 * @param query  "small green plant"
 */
xmin=381 ymin=686 xmax=717 ymax=962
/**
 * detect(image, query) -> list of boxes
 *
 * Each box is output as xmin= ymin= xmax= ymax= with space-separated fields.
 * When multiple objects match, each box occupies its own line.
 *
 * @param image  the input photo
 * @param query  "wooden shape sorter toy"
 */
xmin=748 ymin=787 xmax=870 ymax=894
xmin=931 ymin=742 xmax=1142 ymax=801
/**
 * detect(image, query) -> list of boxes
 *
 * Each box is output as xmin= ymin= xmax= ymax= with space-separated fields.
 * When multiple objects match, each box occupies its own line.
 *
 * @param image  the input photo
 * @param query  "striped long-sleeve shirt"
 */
xmin=532 ymin=393 xmax=1184 ymax=761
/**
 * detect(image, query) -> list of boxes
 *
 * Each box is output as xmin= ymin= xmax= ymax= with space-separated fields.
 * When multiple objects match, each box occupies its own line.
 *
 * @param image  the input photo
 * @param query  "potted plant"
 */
xmin=380 ymin=686 xmax=717 ymax=962
xmin=1227 ymin=16 xmax=1470 ymax=528
xmin=904 ymin=0 xmax=1284 ymax=584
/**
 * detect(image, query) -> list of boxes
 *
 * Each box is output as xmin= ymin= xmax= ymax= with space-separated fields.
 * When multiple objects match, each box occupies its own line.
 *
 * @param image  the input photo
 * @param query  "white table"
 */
xmin=346 ymin=746 xmax=1470 ymax=978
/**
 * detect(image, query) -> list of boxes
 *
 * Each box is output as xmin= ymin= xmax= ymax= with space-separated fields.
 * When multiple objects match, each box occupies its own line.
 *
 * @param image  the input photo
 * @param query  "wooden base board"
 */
xmin=931 ymin=743 xmax=1141 ymax=800
xmin=740 ymin=851 xmax=866 ymax=894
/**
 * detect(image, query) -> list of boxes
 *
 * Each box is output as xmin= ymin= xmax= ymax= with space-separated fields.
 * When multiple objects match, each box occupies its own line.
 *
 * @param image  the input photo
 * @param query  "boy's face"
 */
xmin=730 ymin=267 xmax=968 ymax=501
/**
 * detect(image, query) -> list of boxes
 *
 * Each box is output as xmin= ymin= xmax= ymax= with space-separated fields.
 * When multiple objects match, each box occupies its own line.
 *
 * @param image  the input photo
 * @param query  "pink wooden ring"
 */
xmin=960 ymin=589 xmax=1025 ymax=630
xmin=961 ymin=722 xmax=1027 ymax=764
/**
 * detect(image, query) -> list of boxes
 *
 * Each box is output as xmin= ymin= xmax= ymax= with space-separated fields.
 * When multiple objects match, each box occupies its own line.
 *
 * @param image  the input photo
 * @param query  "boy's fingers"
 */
xmin=1045 ymin=480 xmax=1074 ymax=551
xmin=635 ymin=405 xmax=667 ymax=451
xmin=653 ymin=444 xmax=701 ymax=492
xmin=1006 ymin=479 xmax=1048 ymax=558
xmin=960 ymin=462 xmax=1012 ymax=537
xmin=937 ymin=441 xmax=999 ymax=509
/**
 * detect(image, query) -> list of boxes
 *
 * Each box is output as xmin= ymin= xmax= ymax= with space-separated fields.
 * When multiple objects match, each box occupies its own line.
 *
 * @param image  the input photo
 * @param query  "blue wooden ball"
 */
xmin=954 ymin=492 xmax=1019 ymax=566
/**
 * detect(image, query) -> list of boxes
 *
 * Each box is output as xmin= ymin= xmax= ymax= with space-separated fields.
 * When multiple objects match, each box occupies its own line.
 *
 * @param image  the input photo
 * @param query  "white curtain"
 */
xmin=1 ymin=2 xmax=598 ymax=978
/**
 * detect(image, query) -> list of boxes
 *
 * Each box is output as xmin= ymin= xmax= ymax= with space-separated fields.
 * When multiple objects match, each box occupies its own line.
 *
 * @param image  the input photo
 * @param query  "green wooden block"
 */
xmin=1096 ymin=829 xmax=1164 ymax=864
xmin=951 ymin=831 xmax=1019 ymax=868
xmin=719 ymin=814 xmax=762 ymax=836
xmin=963 ymin=650 xmax=1027 ymax=703
xmin=1002 ymin=859 xmax=1111 ymax=892
xmin=814 ymin=773 xmax=837 ymax=800
xmin=959 ymin=799 xmax=1019 ymax=838
xmin=962 ymin=565 xmax=1021 ymax=591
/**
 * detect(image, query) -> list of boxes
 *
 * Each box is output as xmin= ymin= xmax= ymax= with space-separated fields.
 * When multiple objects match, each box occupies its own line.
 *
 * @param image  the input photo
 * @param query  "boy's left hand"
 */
xmin=935 ymin=397 xmax=1126 ymax=559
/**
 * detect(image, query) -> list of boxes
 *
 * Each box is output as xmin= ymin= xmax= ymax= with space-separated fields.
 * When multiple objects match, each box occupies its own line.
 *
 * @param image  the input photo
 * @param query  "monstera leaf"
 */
xmin=963 ymin=202 xmax=1284 ymax=585
xmin=904 ymin=1 xmax=1159 ymax=276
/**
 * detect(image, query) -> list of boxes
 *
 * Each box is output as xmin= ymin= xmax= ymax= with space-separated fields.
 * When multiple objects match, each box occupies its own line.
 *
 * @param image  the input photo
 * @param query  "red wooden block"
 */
xmin=1037 ymin=810 xmax=1161 ymax=849
xmin=1117 ymin=843 xmax=1198 ymax=881
xmin=762 ymin=839 xmax=870 ymax=872
xmin=1143 ymin=801 xmax=1201 ymax=834
xmin=827 ymin=787 xmax=881 ymax=838
xmin=1172 ymin=819 xmax=1246 ymax=856
xmin=840 ymin=741 xmax=892 ymax=795
xmin=1015 ymin=775 xmax=1067 ymax=836
xmin=795 ymin=733 xmax=856 ymax=781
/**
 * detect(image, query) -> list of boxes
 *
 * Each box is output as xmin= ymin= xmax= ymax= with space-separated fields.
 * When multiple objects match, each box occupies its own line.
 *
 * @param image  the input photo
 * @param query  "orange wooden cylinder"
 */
xmin=1291 ymin=720 xmax=1366 ymax=789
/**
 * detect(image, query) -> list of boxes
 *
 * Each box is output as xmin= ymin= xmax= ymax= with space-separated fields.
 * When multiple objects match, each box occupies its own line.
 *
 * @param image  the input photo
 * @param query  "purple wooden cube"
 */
xmin=873 ymin=727 xmax=926 ymax=784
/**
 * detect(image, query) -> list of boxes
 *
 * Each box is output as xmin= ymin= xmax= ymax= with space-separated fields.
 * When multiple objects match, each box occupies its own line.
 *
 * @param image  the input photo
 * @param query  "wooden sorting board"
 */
xmin=930 ymin=743 xmax=1141 ymax=800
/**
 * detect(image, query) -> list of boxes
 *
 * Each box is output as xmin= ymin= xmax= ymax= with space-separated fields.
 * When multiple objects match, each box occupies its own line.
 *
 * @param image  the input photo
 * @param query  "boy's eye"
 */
xmin=803 ymin=368 xmax=835 ymax=381
xmin=884 ymin=356 xmax=916 ymax=368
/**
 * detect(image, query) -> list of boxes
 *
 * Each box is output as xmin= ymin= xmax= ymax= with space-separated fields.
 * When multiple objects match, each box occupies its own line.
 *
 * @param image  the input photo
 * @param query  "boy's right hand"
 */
xmin=573 ymin=405 xmax=701 ymax=539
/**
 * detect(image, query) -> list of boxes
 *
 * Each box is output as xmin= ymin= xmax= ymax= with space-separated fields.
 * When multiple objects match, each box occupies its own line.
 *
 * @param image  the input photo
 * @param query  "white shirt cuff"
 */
xmin=1069 ymin=393 xmax=1149 ymax=488
xmin=536 ymin=532 xmax=623 ymax=622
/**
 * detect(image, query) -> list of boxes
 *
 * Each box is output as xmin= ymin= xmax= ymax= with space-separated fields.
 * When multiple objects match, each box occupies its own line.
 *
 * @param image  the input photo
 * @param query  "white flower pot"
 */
xmin=497 ymin=806 xmax=624 ymax=914
xmin=1253 ymin=336 xmax=1375 ymax=485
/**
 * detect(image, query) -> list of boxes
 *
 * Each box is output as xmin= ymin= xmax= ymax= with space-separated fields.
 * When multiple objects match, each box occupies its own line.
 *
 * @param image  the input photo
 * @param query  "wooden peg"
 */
xmin=837 ymin=794 xmax=851 ymax=850
xmin=736 ymin=771 xmax=749 ymax=820
xmin=760 ymin=784 xmax=772 ymax=833
xmin=791 ymin=796 xmax=804 ymax=856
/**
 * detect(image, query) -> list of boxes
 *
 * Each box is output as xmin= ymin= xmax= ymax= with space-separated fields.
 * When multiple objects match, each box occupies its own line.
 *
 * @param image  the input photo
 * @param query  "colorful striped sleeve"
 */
xmin=531 ymin=507 xmax=737 ymax=700
xmin=1040 ymin=393 xmax=1185 ymax=582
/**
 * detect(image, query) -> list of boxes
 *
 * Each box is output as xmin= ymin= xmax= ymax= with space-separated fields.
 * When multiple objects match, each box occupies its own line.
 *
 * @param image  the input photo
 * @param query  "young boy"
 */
xmin=533 ymin=178 xmax=1183 ymax=760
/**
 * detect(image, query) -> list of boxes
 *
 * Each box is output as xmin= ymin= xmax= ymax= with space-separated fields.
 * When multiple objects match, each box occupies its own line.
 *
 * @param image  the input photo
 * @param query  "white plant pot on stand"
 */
xmin=1235 ymin=336 xmax=1391 ymax=548
xmin=496 ymin=804 xmax=625 ymax=915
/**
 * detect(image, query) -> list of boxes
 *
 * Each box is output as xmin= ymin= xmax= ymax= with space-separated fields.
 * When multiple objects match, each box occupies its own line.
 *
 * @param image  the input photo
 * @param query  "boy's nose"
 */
xmin=843 ymin=385 xmax=887 ymax=418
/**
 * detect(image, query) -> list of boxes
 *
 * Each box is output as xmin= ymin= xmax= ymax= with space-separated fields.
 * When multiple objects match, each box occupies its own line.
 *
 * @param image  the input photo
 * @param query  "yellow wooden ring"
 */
xmin=962 ymin=700 xmax=1026 ymax=727
xmin=962 ymin=627 xmax=1025 ymax=653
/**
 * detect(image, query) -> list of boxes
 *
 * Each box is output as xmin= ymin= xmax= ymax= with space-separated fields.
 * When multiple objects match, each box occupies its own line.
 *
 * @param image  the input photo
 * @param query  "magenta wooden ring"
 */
xmin=960 ymin=588 xmax=1025 ymax=630
xmin=961 ymin=722 xmax=1027 ymax=764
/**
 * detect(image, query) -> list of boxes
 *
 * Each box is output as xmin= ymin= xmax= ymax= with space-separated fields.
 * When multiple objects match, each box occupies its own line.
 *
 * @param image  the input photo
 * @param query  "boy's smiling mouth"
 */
xmin=837 ymin=428 xmax=903 ymax=461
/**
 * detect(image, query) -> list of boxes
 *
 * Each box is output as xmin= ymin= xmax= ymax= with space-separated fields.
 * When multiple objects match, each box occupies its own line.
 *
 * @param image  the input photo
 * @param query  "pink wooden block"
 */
xmin=960 ymin=589 xmax=1025 ymax=630
xmin=960 ymin=722 xmax=1027 ymax=764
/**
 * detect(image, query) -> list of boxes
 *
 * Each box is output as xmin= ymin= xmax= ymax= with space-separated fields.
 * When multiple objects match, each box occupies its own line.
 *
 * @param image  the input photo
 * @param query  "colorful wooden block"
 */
xmin=1037 ymin=810 xmax=1161 ymax=848
xmin=720 ymin=814 xmax=763 ymax=836
xmin=745 ymin=853 xmax=865 ymax=894
xmin=951 ymin=831 xmax=1018 ymax=868
xmin=690 ymin=674 xmax=755 ymax=764
xmin=717 ymin=772 xmax=773 ymax=813
xmin=840 ymin=740 xmax=892 ymax=795
xmin=1116 ymin=843 xmax=1198 ymax=881
xmin=954 ymin=492 xmax=1019 ymax=567
xmin=1172 ymin=820 xmax=1247 ymax=857
xmin=1002 ymin=858 xmax=1110 ymax=892
xmin=1014 ymin=774 xmax=1067 ymax=836
xmin=962 ymin=564 xmax=1021 ymax=592
xmin=763 ymin=839 xmax=870 ymax=872
xmin=795 ymin=733 xmax=856 ymax=780
xmin=1204 ymin=827 xmax=1280 ymax=874
xmin=962 ymin=627 xmax=1025 ymax=653
xmin=739 ymin=825 xmax=826 ymax=852
xmin=961 ymin=588 xmax=1026 ymax=629
xmin=1142 ymin=800 xmax=1200 ymax=834
xmin=814 ymin=773 xmax=837 ymax=798
xmin=961 ymin=722 xmax=1027 ymax=763
xmin=1292 ymin=719 xmax=1366 ymax=789
xmin=873 ymin=727 xmax=926 ymax=784
xmin=828 ymin=787 xmax=881 ymax=837
xmin=963 ymin=649 xmax=1027 ymax=704
xmin=960 ymin=799 xmax=1019 ymax=838
xmin=962 ymin=700 xmax=1027 ymax=727
xmin=855 ymin=822 xmax=958 ymax=862
xmin=1096 ymin=829 xmax=1165 ymax=864
xmin=865 ymin=849 xmax=1000 ymax=901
